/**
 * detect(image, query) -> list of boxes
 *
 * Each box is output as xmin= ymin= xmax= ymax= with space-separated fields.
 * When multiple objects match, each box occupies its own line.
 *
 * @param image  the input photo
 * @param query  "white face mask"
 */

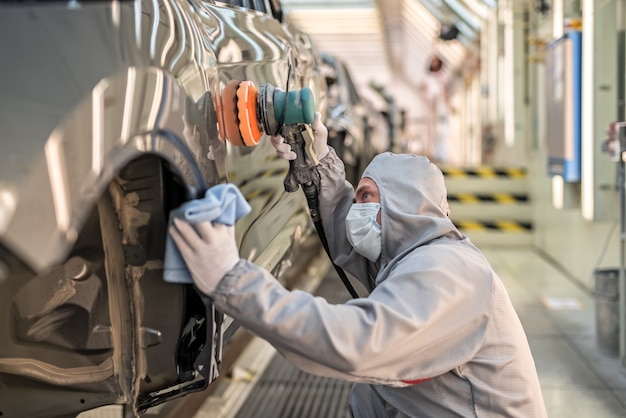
xmin=345 ymin=203 xmax=382 ymax=262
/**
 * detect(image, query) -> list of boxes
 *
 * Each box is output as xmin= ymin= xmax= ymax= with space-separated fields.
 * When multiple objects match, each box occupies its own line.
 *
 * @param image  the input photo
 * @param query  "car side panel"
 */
xmin=0 ymin=1 xmax=324 ymax=416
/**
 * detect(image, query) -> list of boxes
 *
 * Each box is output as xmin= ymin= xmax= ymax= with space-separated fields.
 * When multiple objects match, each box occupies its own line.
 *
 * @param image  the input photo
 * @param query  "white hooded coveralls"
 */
xmin=210 ymin=150 xmax=547 ymax=417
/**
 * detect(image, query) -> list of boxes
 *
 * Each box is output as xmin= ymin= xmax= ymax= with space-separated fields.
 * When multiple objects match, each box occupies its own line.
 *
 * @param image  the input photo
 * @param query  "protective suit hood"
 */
xmin=361 ymin=153 xmax=462 ymax=267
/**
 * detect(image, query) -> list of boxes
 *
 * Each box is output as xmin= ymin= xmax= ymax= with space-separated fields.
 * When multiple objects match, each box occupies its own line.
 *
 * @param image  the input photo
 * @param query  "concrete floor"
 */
xmin=195 ymin=246 xmax=626 ymax=418
xmin=483 ymin=247 xmax=626 ymax=417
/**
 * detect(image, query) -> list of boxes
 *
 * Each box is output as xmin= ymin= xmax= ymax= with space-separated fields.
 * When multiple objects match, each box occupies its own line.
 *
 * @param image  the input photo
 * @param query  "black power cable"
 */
xmin=301 ymin=181 xmax=360 ymax=299
xmin=280 ymin=123 xmax=361 ymax=300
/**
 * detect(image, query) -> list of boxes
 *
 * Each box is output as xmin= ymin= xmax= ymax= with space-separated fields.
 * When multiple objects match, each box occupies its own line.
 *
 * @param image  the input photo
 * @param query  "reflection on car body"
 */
xmin=0 ymin=1 xmax=325 ymax=416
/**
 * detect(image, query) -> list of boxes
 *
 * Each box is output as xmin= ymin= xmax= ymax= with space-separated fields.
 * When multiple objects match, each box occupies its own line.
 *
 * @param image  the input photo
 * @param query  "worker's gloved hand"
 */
xmin=269 ymin=112 xmax=329 ymax=161
xmin=311 ymin=112 xmax=329 ymax=160
xmin=169 ymin=218 xmax=241 ymax=295
xmin=269 ymin=133 xmax=296 ymax=160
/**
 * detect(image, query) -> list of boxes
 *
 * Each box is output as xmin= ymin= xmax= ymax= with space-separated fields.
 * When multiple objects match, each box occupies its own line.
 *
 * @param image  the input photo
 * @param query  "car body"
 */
xmin=0 ymin=1 xmax=326 ymax=416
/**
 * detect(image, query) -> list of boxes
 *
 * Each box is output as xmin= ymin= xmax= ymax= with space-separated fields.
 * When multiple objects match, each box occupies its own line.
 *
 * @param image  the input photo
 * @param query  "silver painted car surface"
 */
xmin=0 ymin=1 xmax=326 ymax=416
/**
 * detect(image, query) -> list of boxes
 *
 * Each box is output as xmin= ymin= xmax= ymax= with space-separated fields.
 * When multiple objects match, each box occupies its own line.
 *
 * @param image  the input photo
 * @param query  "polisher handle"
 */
xmin=282 ymin=124 xmax=317 ymax=193
xmin=301 ymin=125 xmax=319 ymax=166
xmin=284 ymin=160 xmax=300 ymax=193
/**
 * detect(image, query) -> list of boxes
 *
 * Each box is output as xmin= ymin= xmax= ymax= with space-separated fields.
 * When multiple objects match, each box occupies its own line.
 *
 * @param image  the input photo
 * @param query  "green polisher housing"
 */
xmin=258 ymin=83 xmax=316 ymax=136
xmin=273 ymin=87 xmax=315 ymax=125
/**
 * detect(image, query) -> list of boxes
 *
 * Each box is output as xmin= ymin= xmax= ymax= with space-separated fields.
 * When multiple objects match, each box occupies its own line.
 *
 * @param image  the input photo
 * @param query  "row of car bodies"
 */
xmin=321 ymin=52 xmax=390 ymax=185
xmin=0 ymin=1 xmax=326 ymax=416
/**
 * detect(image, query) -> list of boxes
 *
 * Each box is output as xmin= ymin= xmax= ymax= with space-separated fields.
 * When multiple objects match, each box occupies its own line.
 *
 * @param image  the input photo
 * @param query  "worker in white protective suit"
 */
xmin=419 ymin=55 xmax=453 ymax=164
xmin=169 ymin=113 xmax=547 ymax=417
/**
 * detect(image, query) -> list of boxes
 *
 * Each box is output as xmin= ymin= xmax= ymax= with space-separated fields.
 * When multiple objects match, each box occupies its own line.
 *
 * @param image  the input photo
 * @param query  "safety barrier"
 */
xmin=452 ymin=220 xmax=532 ymax=232
xmin=447 ymin=193 xmax=528 ymax=204
xmin=440 ymin=167 xmax=526 ymax=178
xmin=443 ymin=166 xmax=532 ymax=245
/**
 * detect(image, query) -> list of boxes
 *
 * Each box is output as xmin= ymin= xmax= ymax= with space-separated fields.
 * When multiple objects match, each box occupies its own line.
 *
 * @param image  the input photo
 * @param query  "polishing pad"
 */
xmin=222 ymin=80 xmax=245 ymax=146
xmin=236 ymin=81 xmax=263 ymax=146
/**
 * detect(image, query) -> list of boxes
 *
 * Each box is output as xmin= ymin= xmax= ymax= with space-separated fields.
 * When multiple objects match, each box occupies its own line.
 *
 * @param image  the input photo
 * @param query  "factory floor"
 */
xmin=194 ymin=246 xmax=626 ymax=418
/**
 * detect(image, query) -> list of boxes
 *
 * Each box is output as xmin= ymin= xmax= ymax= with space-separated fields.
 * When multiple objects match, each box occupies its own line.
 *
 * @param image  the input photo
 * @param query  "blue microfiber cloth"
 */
xmin=164 ymin=183 xmax=251 ymax=284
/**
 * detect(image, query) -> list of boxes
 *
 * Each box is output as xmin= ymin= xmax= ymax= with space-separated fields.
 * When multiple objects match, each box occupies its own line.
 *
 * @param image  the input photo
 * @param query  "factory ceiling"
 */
xmin=282 ymin=0 xmax=494 ymax=108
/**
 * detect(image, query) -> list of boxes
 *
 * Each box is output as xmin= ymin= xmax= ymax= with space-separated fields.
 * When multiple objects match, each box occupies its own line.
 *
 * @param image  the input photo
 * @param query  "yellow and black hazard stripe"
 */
xmin=244 ymin=187 xmax=275 ymax=202
xmin=235 ymin=167 xmax=289 ymax=188
xmin=447 ymin=193 xmax=529 ymax=204
xmin=453 ymin=220 xmax=532 ymax=232
xmin=441 ymin=167 xmax=526 ymax=178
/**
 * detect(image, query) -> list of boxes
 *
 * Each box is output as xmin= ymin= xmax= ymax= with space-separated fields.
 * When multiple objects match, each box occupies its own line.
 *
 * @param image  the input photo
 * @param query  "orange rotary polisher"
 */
xmin=218 ymin=79 xmax=320 ymax=194
xmin=218 ymin=79 xmax=316 ymax=147
xmin=219 ymin=80 xmax=361 ymax=299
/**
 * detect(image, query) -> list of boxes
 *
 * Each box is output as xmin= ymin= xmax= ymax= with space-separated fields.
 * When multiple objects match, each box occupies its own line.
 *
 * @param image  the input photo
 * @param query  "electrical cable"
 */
xmin=313 ymin=218 xmax=360 ymax=299
xmin=301 ymin=179 xmax=360 ymax=299
xmin=593 ymin=220 xmax=619 ymax=270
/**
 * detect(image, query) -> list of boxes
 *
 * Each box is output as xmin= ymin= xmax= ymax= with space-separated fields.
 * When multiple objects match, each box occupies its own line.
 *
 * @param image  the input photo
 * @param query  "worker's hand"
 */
xmin=311 ymin=112 xmax=329 ymax=160
xmin=169 ymin=218 xmax=241 ymax=295
xmin=269 ymin=134 xmax=296 ymax=160
xmin=269 ymin=112 xmax=329 ymax=161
